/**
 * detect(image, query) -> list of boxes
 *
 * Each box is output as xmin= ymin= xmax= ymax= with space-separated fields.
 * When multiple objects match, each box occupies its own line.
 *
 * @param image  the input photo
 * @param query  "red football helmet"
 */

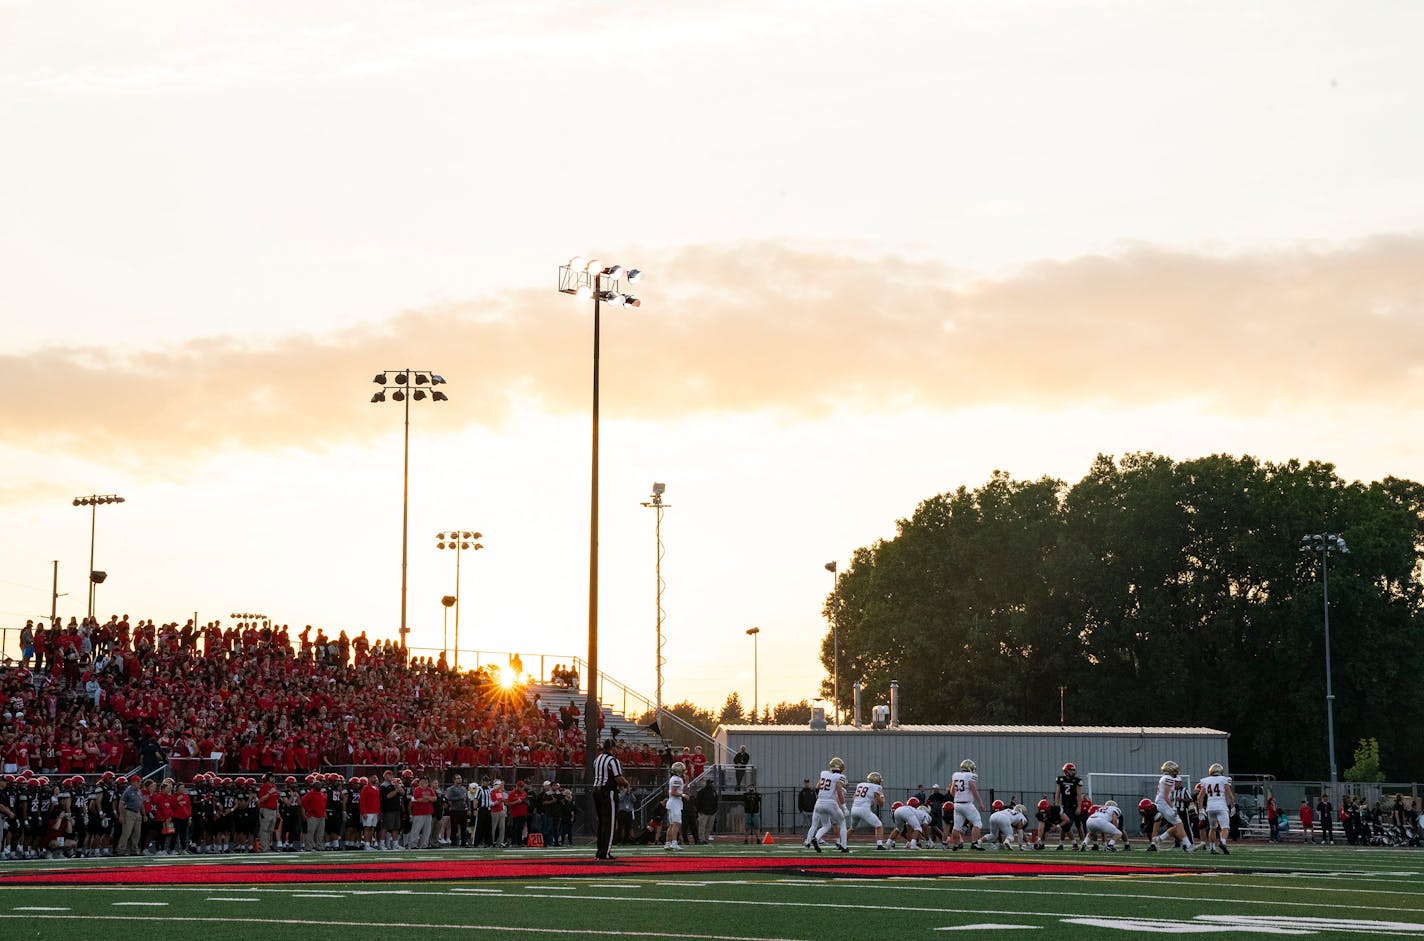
xmin=1037 ymin=799 xmax=1050 ymax=811
xmin=285 ymin=776 xmax=297 ymax=785
xmin=1062 ymin=762 xmax=1076 ymax=775
xmin=1139 ymin=798 xmax=1154 ymax=811
xmin=907 ymin=797 xmax=920 ymax=808
xmin=992 ymin=799 xmax=1005 ymax=811
xmin=891 ymin=801 xmax=904 ymax=810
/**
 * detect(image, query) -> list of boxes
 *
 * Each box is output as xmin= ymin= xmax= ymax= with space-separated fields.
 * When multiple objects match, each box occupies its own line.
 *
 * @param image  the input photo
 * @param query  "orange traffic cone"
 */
xmin=761 ymin=831 xmax=775 ymax=845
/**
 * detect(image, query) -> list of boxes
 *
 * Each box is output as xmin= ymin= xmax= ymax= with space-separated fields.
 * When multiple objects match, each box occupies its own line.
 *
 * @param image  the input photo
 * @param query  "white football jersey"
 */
xmin=1089 ymin=807 xmax=1122 ymax=828
xmin=851 ymin=781 xmax=884 ymax=810
xmin=667 ymin=775 xmax=684 ymax=800
xmin=1199 ymin=774 xmax=1230 ymax=810
xmin=1157 ymin=774 xmax=1184 ymax=804
xmin=815 ymin=769 xmax=847 ymax=804
xmin=951 ymin=770 xmax=977 ymax=804
xmin=892 ymin=804 xmax=919 ymax=829
xmin=917 ymin=806 xmax=932 ymax=828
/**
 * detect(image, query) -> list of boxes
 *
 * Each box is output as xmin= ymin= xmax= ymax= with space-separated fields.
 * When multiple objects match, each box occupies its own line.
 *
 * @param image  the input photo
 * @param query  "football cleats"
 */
xmin=829 ymin=757 xmax=845 ymax=772
xmin=1161 ymin=760 xmax=1180 ymax=775
xmin=907 ymin=797 xmax=921 ymax=808
xmin=992 ymin=799 xmax=1005 ymax=811
xmin=867 ymin=771 xmax=883 ymax=785
xmin=1037 ymin=799 xmax=1050 ymax=811
xmin=1139 ymin=798 xmax=1153 ymax=811
xmin=1208 ymin=763 xmax=1224 ymax=776
xmin=960 ymin=759 xmax=976 ymax=772
xmin=1062 ymin=762 xmax=1076 ymax=775
xmin=671 ymin=761 xmax=686 ymax=775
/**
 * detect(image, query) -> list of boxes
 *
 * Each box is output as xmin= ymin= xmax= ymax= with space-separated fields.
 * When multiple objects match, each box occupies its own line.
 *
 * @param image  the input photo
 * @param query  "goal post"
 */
xmin=1086 ymin=772 xmax=1192 ymax=807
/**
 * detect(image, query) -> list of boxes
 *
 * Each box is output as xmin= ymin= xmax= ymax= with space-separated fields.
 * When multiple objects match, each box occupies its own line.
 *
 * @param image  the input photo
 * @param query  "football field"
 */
xmin=2 ymin=842 xmax=1422 ymax=939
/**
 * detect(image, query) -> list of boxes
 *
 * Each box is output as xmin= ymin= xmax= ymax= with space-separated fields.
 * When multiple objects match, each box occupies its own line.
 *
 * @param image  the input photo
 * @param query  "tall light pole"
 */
xmin=746 ymin=626 xmax=760 ymax=722
xmin=436 ymin=531 xmax=483 ymax=670
xmin=1301 ymin=532 xmax=1349 ymax=792
xmin=370 ymin=369 xmax=448 ymax=653
xmin=441 ymin=595 xmax=456 ymax=662
xmin=640 ymin=482 xmax=669 ymax=726
xmin=825 ymin=560 xmax=839 ymax=726
xmin=558 ymin=256 xmax=643 ymax=789
xmin=73 ymin=494 xmax=125 ymax=619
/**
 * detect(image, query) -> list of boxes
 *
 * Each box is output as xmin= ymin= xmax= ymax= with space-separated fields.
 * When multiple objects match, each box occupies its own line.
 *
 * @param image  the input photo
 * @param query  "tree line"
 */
xmin=820 ymin=453 xmax=1424 ymax=782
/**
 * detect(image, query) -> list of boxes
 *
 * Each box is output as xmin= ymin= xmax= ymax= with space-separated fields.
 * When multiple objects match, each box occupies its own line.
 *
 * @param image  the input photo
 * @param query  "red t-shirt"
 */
xmin=359 ymin=784 xmax=380 ymax=815
xmin=411 ymin=785 xmax=435 ymax=816
xmin=172 ymin=793 xmax=192 ymax=820
xmin=258 ymin=782 xmax=280 ymax=810
xmin=301 ymin=789 xmax=328 ymax=818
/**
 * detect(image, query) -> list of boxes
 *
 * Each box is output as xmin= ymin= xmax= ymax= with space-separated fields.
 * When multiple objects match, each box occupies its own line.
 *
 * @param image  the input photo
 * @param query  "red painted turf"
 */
xmin=4 ymin=855 xmax=1184 ymax=885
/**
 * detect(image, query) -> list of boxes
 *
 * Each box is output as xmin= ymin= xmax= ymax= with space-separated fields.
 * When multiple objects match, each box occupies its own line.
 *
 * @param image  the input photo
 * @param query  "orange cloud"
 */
xmin=6 ymin=236 xmax=1422 ymax=459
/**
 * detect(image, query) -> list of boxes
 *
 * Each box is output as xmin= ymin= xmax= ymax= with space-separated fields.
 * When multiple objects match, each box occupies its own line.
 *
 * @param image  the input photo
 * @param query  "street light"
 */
xmin=557 ymin=256 xmax=644 ymax=789
xmin=640 ymin=483 xmax=670 ymax=729
xmin=1301 ymin=532 xmax=1349 ymax=792
xmin=746 ymin=626 xmax=760 ymax=723
xmin=72 ymin=494 xmax=125 ymax=618
xmin=825 ymin=560 xmax=839 ymax=726
xmin=370 ymin=369 xmax=448 ymax=653
xmin=436 ymin=531 xmax=483 ymax=670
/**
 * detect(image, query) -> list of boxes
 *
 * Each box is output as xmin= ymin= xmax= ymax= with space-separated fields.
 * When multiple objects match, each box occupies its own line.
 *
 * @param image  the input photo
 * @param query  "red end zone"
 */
xmin=3 ymin=856 xmax=1187 ymax=885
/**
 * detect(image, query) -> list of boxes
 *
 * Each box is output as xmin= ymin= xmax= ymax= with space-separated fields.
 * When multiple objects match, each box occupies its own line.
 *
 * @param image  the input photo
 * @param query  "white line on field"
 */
xmin=935 ymin=926 xmax=1041 ymax=932
xmin=206 ymin=897 xmax=260 ymax=902
xmin=13 ymin=907 xmax=69 ymax=911
xmin=290 ymin=894 xmax=346 ymax=898
xmin=0 ymin=914 xmax=814 ymax=941
xmin=113 ymin=902 xmax=169 ymax=906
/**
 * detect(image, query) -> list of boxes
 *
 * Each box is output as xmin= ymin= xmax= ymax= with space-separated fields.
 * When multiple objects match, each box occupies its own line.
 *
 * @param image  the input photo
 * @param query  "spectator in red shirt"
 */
xmin=170 ymin=782 xmax=192 ymax=854
xmin=408 ymin=776 xmax=436 ymax=849
xmin=359 ymin=777 xmax=381 ymax=848
xmin=1299 ymin=800 xmax=1316 ymax=843
xmin=300 ymin=782 xmax=328 ymax=851
xmin=257 ymin=772 xmax=280 ymax=852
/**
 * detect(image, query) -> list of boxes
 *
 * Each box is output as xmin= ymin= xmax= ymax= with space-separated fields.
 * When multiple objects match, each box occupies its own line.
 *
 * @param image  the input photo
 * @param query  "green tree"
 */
xmin=771 ymin=700 xmax=813 ymax=724
xmin=719 ymin=692 xmax=747 ymax=726
xmin=1344 ymin=738 xmax=1386 ymax=783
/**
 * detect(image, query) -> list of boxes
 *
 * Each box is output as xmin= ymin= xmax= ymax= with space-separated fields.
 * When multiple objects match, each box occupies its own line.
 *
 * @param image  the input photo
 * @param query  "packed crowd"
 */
xmin=0 ymin=615 xmax=669 ymax=788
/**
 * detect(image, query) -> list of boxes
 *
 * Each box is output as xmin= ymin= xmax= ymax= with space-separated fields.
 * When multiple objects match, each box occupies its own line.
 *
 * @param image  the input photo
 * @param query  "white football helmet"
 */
xmin=960 ymin=759 xmax=976 ymax=773
xmin=866 ymin=771 xmax=883 ymax=785
xmin=1208 ymin=763 xmax=1224 ymax=776
xmin=1161 ymin=760 xmax=1180 ymax=775
xmin=671 ymin=761 xmax=686 ymax=775
xmin=828 ymin=757 xmax=845 ymax=773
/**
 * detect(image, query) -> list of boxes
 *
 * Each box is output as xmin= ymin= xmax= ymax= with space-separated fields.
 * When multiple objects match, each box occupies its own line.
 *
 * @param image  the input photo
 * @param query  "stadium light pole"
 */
xmin=371 ymin=369 xmax=448 ymax=654
xmin=1301 ymin=532 xmax=1349 ymax=793
xmin=441 ymin=595 xmax=456 ymax=662
xmin=73 ymin=494 xmax=125 ymax=618
xmin=825 ymin=560 xmax=839 ymax=725
xmin=746 ymin=626 xmax=760 ymax=722
xmin=436 ymin=531 xmax=483 ymax=670
xmin=640 ymin=482 xmax=669 ymax=728
xmin=557 ymin=256 xmax=643 ymax=790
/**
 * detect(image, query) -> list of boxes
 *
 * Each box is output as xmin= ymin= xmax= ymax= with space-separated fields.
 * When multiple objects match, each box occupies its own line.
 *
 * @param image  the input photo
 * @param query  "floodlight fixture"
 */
xmin=432 ymin=390 xmax=448 ymax=402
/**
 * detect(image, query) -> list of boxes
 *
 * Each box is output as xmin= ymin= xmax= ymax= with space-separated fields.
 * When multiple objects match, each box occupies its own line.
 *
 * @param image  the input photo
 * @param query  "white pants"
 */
xmin=990 ymin=817 xmax=1018 ymax=842
xmin=953 ymin=803 xmax=982 ymax=830
xmin=1204 ymin=807 xmax=1229 ymax=829
xmin=407 ymin=814 xmax=432 ymax=849
xmin=848 ymin=806 xmax=881 ymax=830
xmin=1155 ymin=800 xmax=1181 ymax=826
xmin=1086 ymin=818 xmax=1122 ymax=839
xmin=666 ymin=798 xmax=683 ymax=824
xmin=809 ymin=803 xmax=844 ymax=841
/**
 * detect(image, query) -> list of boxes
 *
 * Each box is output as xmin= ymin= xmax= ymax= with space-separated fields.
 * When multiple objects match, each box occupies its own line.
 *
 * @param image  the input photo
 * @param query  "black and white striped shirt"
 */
xmin=593 ymin=753 xmax=623 ymax=789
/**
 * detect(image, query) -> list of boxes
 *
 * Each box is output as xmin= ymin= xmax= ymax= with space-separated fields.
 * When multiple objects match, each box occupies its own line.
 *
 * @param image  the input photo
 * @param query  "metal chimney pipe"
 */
xmin=853 ymin=681 xmax=862 ymax=728
xmin=890 ymin=680 xmax=900 ymax=728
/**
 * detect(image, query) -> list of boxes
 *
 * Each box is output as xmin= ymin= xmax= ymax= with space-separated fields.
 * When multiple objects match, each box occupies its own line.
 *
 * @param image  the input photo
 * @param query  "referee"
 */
xmin=593 ymin=738 xmax=628 ymax=860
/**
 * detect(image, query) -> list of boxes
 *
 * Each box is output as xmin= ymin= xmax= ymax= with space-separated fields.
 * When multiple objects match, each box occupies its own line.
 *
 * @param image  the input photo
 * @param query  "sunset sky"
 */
xmin=2 ymin=1 xmax=1422 ymax=716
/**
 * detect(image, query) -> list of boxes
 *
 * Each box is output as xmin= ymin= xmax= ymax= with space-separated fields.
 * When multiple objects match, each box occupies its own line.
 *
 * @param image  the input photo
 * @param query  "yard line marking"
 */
xmin=290 ymin=894 xmax=346 ymax=898
xmin=0 ymin=914 xmax=816 ymax=940
xmin=1062 ymin=916 xmax=1307 ymax=934
xmin=936 ymin=925 xmax=1041 ymax=932
xmin=113 ymin=902 xmax=169 ymax=906
xmin=13 ymin=907 xmax=70 ymax=911
xmin=206 ymin=897 xmax=260 ymax=902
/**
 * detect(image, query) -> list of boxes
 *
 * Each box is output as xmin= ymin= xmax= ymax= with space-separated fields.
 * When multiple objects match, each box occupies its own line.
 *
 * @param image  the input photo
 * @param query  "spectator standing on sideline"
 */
xmin=117 ymin=776 xmax=143 ymax=855
xmin=733 ymin=746 xmax=751 ymax=789
xmin=300 ymin=780 xmax=327 ymax=851
xmin=927 ymin=784 xmax=947 ymax=843
xmin=445 ymin=775 xmax=470 ymax=848
xmin=257 ymin=773 xmax=280 ymax=852
xmin=489 ymin=779 xmax=508 ymax=847
xmin=1316 ymin=792 xmax=1335 ymax=844
xmin=507 ymin=781 xmax=528 ymax=846
xmin=797 ymin=779 xmax=817 ymax=831
xmin=1265 ymin=794 xmax=1280 ymax=842
xmin=593 ymin=738 xmax=626 ymax=860
xmin=742 ymin=786 xmax=762 ymax=843
xmin=696 ymin=780 xmax=719 ymax=842
xmin=1299 ymin=799 xmax=1315 ymax=843
xmin=407 ymin=776 xmax=436 ymax=849
xmin=359 ymin=776 xmax=380 ymax=849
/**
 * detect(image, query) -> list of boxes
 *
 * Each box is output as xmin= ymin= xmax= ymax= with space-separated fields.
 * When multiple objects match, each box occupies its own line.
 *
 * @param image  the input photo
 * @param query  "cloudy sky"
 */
xmin=2 ymin=1 xmax=1421 ymax=716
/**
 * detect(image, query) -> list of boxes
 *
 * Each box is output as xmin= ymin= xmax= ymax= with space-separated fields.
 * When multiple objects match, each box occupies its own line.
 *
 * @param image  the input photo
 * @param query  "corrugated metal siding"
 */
xmin=713 ymin=725 xmax=1229 ymax=802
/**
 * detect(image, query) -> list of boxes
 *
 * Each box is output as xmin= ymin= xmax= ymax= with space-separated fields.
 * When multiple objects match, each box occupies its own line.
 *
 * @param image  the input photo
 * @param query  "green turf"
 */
xmin=2 ymin=842 xmax=1422 ymax=939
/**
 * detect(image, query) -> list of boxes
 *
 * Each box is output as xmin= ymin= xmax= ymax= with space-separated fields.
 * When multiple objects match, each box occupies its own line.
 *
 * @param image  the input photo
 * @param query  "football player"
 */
xmin=1148 ymin=760 xmax=1197 ymax=852
xmin=948 ymin=759 xmax=985 ymax=851
xmin=1086 ymin=800 xmax=1132 ymax=850
xmin=805 ymin=757 xmax=850 ymax=853
xmin=848 ymin=771 xmax=887 ymax=848
xmin=1196 ymin=762 xmax=1235 ymax=855
xmin=887 ymin=798 xmax=929 ymax=849
xmin=1055 ymin=762 xmax=1085 ymax=848
xmin=664 ymin=761 xmax=686 ymax=850
xmin=987 ymin=800 xmax=1029 ymax=850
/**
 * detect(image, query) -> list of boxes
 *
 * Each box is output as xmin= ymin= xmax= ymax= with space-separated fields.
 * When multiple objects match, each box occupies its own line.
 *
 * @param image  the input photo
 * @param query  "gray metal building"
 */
xmin=713 ymin=724 xmax=1230 ymax=803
